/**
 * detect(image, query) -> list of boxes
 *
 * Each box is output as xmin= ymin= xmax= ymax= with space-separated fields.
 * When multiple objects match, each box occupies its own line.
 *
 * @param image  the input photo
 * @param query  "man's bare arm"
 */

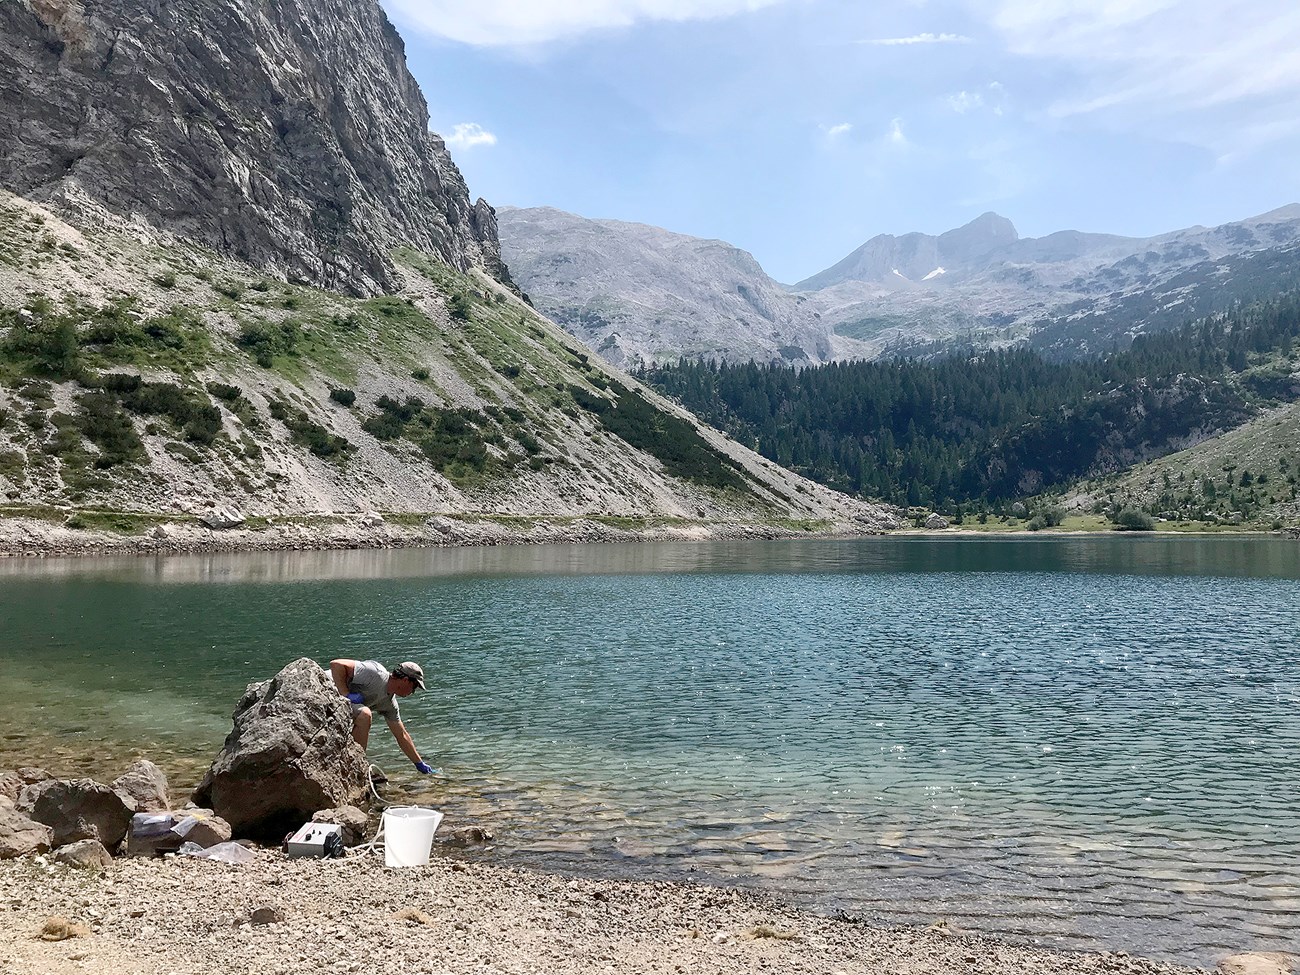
xmin=387 ymin=718 xmax=424 ymax=765
xmin=329 ymin=659 xmax=358 ymax=695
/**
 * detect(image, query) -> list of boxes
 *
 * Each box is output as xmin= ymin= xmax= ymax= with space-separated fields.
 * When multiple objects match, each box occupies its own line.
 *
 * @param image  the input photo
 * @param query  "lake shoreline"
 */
xmin=0 ymin=847 xmax=1217 ymax=975
xmin=1 ymin=510 xmax=1291 ymax=560
xmin=0 ymin=511 xmax=884 ymax=559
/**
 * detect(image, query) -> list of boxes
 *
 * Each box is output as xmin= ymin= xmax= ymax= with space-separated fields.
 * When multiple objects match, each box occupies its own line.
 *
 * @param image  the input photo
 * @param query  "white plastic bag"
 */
xmin=179 ymin=841 xmax=256 ymax=865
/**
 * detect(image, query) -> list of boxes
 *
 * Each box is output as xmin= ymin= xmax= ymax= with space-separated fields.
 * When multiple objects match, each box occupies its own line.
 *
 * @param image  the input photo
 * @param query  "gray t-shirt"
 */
xmin=348 ymin=660 xmax=399 ymax=720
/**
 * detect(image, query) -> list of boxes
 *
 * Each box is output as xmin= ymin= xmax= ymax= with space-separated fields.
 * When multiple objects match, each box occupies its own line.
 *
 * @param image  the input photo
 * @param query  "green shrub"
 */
xmin=329 ymin=387 xmax=357 ymax=407
xmin=16 ymin=379 xmax=53 ymax=407
xmin=4 ymin=310 xmax=82 ymax=380
xmin=412 ymin=367 xmax=430 ymax=381
xmin=362 ymin=395 xmax=424 ymax=441
xmin=268 ymin=400 xmax=352 ymax=458
xmin=569 ymin=379 xmax=748 ymax=492
xmin=215 ymin=281 xmax=244 ymax=301
xmin=96 ymin=372 xmax=143 ymax=393
xmin=1113 ymin=508 xmax=1156 ymax=531
xmin=331 ymin=312 xmax=363 ymax=331
xmin=448 ymin=293 xmax=472 ymax=321
xmin=152 ymin=271 xmax=177 ymax=289
xmin=118 ymin=381 xmax=222 ymax=445
xmin=1030 ymin=504 xmax=1065 ymax=528
xmin=250 ymin=279 xmax=272 ymax=293
xmin=0 ymin=449 xmax=26 ymax=484
xmin=66 ymin=394 xmax=143 ymax=469
xmin=237 ymin=319 xmax=301 ymax=367
xmin=205 ymin=381 xmax=243 ymax=402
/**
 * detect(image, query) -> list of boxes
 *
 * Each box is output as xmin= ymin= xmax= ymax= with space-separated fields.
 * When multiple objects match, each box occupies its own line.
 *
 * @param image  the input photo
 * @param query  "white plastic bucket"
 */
xmin=382 ymin=806 xmax=443 ymax=868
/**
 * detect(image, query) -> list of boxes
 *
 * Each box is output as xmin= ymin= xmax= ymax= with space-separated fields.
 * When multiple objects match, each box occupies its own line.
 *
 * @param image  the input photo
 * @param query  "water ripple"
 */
xmin=0 ymin=537 xmax=1297 ymax=968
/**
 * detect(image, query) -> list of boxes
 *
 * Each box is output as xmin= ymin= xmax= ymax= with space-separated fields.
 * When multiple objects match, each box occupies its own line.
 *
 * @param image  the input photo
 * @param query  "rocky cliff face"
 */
xmin=0 ymin=0 xmax=507 ymax=296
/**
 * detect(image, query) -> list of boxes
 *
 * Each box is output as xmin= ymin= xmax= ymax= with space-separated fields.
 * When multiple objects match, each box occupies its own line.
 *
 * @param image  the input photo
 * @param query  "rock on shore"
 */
xmin=192 ymin=658 xmax=370 ymax=839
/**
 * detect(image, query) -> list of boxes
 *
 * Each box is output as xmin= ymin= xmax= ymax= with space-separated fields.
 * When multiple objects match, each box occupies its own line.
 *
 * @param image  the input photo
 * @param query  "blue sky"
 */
xmin=381 ymin=0 xmax=1300 ymax=284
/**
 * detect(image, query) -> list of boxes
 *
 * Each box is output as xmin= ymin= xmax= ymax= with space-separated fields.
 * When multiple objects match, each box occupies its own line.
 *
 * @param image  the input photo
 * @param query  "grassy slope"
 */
xmin=1060 ymin=400 xmax=1300 ymax=529
xmin=0 ymin=192 xmax=881 ymax=533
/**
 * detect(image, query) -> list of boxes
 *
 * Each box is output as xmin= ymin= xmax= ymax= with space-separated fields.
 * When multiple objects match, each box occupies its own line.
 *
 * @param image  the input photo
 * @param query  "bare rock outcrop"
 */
xmin=0 ymin=0 xmax=509 ymax=296
xmin=17 ymin=779 xmax=132 ymax=850
xmin=192 ymin=658 xmax=370 ymax=839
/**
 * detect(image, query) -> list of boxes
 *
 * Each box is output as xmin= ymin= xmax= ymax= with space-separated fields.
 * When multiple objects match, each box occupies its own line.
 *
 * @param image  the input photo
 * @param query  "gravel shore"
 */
xmin=0 ymin=512 xmax=882 ymax=560
xmin=1 ymin=849 xmax=1209 ymax=975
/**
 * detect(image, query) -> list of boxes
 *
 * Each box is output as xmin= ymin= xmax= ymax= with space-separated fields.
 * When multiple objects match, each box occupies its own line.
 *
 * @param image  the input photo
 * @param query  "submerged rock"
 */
xmin=192 ymin=657 xmax=370 ymax=839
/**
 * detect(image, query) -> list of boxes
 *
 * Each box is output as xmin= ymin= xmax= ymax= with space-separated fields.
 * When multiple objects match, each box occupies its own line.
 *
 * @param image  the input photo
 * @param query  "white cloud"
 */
xmin=886 ymin=118 xmax=908 ymax=147
xmin=861 ymin=32 xmax=971 ymax=46
xmin=826 ymin=122 xmax=853 ymax=139
xmin=948 ymin=82 xmax=1006 ymax=116
xmin=980 ymin=0 xmax=1300 ymax=152
xmin=443 ymin=123 xmax=498 ymax=149
xmin=383 ymin=0 xmax=789 ymax=46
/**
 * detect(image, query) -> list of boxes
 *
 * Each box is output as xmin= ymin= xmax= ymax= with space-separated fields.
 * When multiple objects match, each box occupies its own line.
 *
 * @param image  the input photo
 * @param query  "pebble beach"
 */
xmin=1 ymin=849 xmax=1212 ymax=975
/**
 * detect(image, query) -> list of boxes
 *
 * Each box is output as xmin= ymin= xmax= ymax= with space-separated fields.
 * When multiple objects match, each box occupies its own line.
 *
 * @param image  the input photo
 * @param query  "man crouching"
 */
xmin=329 ymin=658 xmax=436 ymax=775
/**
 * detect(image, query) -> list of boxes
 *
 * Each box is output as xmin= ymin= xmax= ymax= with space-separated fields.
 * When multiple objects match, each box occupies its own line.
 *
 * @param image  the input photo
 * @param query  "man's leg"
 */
xmin=352 ymin=706 xmax=372 ymax=749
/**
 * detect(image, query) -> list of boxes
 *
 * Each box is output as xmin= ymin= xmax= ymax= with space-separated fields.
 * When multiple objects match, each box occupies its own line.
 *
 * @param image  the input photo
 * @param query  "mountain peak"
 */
xmin=938 ymin=212 xmax=1019 ymax=263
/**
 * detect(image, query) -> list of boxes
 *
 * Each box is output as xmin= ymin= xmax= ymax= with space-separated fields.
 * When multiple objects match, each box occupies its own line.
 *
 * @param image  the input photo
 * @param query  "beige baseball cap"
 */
xmin=394 ymin=661 xmax=425 ymax=690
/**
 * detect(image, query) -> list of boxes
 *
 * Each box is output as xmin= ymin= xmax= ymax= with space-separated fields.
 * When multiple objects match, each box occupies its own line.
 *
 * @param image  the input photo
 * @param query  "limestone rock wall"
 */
xmin=0 ymin=0 xmax=507 ymax=295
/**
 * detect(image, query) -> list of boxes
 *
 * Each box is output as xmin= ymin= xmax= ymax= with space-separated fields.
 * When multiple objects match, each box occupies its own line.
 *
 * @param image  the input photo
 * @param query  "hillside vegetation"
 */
xmin=642 ymin=296 xmax=1300 ymax=528
xmin=0 ymin=192 xmax=889 ymax=545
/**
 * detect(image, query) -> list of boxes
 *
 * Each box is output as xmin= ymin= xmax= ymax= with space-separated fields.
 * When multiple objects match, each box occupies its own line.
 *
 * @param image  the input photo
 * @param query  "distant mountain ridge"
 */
xmin=794 ymin=212 xmax=1022 ymax=291
xmin=497 ymin=207 xmax=864 ymax=368
xmin=498 ymin=203 xmax=1300 ymax=364
xmin=798 ymin=205 xmax=1300 ymax=358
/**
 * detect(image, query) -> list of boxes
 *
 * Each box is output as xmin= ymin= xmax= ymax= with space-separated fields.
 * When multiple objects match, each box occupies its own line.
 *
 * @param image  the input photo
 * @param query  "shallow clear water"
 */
xmin=1 ymin=536 xmax=1297 ymax=966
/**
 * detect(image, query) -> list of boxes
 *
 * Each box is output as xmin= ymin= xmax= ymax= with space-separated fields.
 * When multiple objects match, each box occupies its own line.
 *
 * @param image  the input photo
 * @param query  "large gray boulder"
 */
xmin=17 ymin=779 xmax=132 ymax=849
xmin=112 ymin=760 xmax=170 ymax=812
xmin=192 ymin=658 xmax=370 ymax=839
xmin=0 ymin=803 xmax=53 ymax=859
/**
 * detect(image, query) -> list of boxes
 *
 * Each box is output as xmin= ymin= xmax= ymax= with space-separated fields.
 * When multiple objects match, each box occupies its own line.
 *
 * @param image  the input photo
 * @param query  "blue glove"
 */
xmin=414 ymin=761 xmax=436 ymax=775
xmin=344 ymin=692 xmax=364 ymax=704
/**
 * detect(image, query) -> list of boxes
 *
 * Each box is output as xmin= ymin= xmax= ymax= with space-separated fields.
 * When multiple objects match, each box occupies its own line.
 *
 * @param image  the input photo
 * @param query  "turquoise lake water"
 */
xmin=1 ymin=536 xmax=1297 ymax=966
